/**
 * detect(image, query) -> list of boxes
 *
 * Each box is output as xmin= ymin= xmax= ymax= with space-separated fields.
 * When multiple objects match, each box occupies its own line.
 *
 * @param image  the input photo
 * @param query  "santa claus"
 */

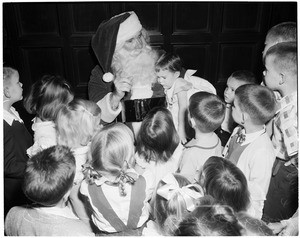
xmin=88 ymin=11 xmax=165 ymax=129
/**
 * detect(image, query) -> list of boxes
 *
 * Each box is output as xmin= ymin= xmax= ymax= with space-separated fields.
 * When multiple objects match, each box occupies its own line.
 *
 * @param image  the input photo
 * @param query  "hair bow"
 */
xmin=157 ymin=173 xmax=204 ymax=211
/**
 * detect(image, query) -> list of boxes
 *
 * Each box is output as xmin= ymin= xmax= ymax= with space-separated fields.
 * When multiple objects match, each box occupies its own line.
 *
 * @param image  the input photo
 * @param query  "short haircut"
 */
xmin=235 ymin=84 xmax=277 ymax=125
xmin=266 ymin=22 xmax=297 ymax=43
xmin=152 ymin=173 xmax=203 ymax=234
xmin=23 ymin=75 xmax=74 ymax=121
xmin=89 ymin=123 xmax=135 ymax=196
xmin=174 ymin=195 xmax=243 ymax=236
xmin=136 ymin=107 xmax=180 ymax=163
xmin=56 ymin=99 xmax=101 ymax=148
xmin=3 ymin=67 xmax=18 ymax=87
xmin=155 ymin=52 xmax=182 ymax=73
xmin=199 ymin=156 xmax=250 ymax=213
xmin=189 ymin=92 xmax=226 ymax=133
xmin=265 ymin=41 xmax=297 ymax=77
xmin=230 ymin=70 xmax=257 ymax=84
xmin=23 ymin=145 xmax=75 ymax=206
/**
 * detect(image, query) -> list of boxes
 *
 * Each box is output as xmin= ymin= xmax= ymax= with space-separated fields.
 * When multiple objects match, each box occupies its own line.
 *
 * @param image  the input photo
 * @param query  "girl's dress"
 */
xmin=135 ymin=143 xmax=184 ymax=186
xmin=80 ymin=169 xmax=154 ymax=234
xmin=26 ymin=117 xmax=56 ymax=157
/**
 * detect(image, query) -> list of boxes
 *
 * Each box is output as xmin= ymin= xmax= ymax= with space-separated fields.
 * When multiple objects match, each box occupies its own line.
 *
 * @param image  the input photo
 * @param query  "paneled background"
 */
xmin=3 ymin=2 xmax=297 ymax=131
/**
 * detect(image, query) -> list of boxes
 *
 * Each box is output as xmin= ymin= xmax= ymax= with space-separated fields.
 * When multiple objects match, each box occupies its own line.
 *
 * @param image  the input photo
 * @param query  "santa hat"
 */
xmin=91 ymin=11 xmax=142 ymax=82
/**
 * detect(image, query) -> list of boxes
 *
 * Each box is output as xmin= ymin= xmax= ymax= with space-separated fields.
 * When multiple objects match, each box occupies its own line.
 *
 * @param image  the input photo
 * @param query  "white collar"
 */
xmin=35 ymin=205 xmax=79 ymax=220
xmin=239 ymin=126 xmax=266 ymax=146
xmin=3 ymin=107 xmax=23 ymax=125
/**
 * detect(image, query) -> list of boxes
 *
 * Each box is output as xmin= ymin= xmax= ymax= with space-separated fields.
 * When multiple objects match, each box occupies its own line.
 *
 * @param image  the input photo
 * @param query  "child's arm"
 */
xmin=177 ymin=90 xmax=188 ymax=144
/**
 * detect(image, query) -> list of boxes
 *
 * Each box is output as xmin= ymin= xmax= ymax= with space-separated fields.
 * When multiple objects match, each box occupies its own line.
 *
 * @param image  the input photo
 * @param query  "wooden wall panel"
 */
xmin=222 ymin=3 xmax=262 ymax=33
xmin=22 ymin=48 xmax=65 ymax=84
xmin=217 ymin=43 xmax=260 ymax=84
xmin=174 ymin=45 xmax=211 ymax=80
xmin=3 ymin=2 xmax=297 ymax=131
xmin=16 ymin=3 xmax=60 ymax=36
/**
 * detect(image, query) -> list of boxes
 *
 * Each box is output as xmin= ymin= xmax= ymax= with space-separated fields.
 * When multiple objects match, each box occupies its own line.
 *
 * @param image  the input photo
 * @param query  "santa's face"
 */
xmin=123 ymin=30 xmax=147 ymax=52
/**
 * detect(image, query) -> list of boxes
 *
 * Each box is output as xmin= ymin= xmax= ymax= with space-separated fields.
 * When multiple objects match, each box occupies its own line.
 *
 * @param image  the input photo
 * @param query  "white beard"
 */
xmin=112 ymin=45 xmax=158 ymax=99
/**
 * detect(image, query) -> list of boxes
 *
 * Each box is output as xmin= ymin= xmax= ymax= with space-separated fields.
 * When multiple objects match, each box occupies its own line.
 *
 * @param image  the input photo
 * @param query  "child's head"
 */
xmin=56 ymin=99 xmax=102 ymax=149
xmin=189 ymin=92 xmax=225 ymax=133
xmin=155 ymin=53 xmax=182 ymax=89
xmin=232 ymin=84 xmax=277 ymax=126
xmin=174 ymin=195 xmax=243 ymax=236
xmin=23 ymin=145 xmax=75 ymax=206
xmin=24 ymin=75 xmax=74 ymax=121
xmin=199 ymin=156 xmax=250 ymax=213
xmin=237 ymin=211 xmax=274 ymax=236
xmin=152 ymin=173 xmax=204 ymax=235
xmin=263 ymin=41 xmax=297 ymax=94
xmin=3 ymin=67 xmax=23 ymax=105
xmin=263 ymin=22 xmax=296 ymax=57
xmin=224 ymin=70 xmax=257 ymax=104
xmin=87 ymin=123 xmax=135 ymax=196
xmin=136 ymin=107 xmax=180 ymax=163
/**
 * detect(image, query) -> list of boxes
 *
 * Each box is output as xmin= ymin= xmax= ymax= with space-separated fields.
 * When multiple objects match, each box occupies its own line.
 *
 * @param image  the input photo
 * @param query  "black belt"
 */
xmin=122 ymin=97 xmax=166 ymax=122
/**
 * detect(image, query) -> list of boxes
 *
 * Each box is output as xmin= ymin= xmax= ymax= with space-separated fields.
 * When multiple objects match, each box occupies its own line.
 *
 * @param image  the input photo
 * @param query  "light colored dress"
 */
xmin=165 ymin=70 xmax=216 ymax=130
xmin=26 ymin=117 xmax=56 ymax=157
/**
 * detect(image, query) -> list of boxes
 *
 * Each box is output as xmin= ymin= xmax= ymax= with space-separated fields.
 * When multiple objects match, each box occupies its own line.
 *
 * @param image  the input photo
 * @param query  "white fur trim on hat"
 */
xmin=103 ymin=72 xmax=114 ymax=82
xmin=116 ymin=11 xmax=142 ymax=46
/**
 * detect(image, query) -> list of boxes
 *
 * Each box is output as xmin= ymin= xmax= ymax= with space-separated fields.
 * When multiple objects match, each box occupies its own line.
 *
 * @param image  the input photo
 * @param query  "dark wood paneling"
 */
xmin=174 ymin=45 xmax=211 ymax=80
xmin=3 ymin=2 xmax=297 ymax=130
xmin=16 ymin=3 xmax=60 ymax=36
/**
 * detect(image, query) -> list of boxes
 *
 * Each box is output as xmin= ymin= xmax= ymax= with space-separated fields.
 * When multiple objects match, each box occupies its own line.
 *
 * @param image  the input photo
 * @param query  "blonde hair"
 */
xmin=152 ymin=173 xmax=203 ymax=235
xmin=3 ymin=67 xmax=18 ymax=87
xmin=56 ymin=99 xmax=101 ymax=148
xmin=88 ymin=123 xmax=135 ymax=196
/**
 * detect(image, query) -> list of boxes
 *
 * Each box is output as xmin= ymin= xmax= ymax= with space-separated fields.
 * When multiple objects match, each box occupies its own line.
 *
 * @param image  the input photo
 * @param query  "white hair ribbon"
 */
xmin=157 ymin=173 xmax=204 ymax=212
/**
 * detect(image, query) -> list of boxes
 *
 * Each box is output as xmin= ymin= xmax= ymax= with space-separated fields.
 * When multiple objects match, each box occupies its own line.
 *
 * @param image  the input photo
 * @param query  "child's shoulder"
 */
xmin=173 ymin=77 xmax=193 ymax=94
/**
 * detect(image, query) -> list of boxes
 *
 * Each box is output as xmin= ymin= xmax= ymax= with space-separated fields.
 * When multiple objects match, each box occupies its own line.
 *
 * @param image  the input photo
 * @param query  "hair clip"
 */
xmin=157 ymin=173 xmax=204 ymax=211
xmin=82 ymin=163 xmax=102 ymax=184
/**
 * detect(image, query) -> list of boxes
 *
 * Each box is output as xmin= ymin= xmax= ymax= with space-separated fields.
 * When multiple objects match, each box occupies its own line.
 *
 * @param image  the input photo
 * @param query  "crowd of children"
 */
xmin=3 ymin=21 xmax=298 ymax=236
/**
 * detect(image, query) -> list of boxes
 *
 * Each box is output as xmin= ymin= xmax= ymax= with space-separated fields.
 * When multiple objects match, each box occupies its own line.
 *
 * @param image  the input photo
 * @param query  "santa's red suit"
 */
xmin=88 ymin=12 xmax=165 ymax=124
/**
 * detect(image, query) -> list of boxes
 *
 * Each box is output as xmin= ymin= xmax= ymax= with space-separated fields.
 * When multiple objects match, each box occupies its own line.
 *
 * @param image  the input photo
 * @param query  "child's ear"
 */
xmin=190 ymin=117 xmax=196 ymax=128
xmin=242 ymin=112 xmax=250 ymax=124
xmin=174 ymin=71 xmax=180 ymax=78
xmin=4 ymin=87 xmax=10 ymax=98
xmin=279 ymin=73 xmax=285 ymax=85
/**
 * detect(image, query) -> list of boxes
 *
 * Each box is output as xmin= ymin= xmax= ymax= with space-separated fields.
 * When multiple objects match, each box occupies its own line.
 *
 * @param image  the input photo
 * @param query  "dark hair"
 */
xmin=155 ymin=53 xmax=182 ymax=73
xmin=230 ymin=70 xmax=257 ymax=84
xmin=199 ymin=156 xmax=250 ymax=213
xmin=237 ymin=211 xmax=274 ymax=236
xmin=266 ymin=22 xmax=297 ymax=43
xmin=136 ymin=107 xmax=180 ymax=163
xmin=265 ymin=41 xmax=297 ymax=77
xmin=235 ymin=84 xmax=277 ymax=125
xmin=23 ymin=145 xmax=75 ymax=206
xmin=24 ymin=75 xmax=74 ymax=121
xmin=174 ymin=195 xmax=243 ymax=236
xmin=189 ymin=92 xmax=226 ymax=133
